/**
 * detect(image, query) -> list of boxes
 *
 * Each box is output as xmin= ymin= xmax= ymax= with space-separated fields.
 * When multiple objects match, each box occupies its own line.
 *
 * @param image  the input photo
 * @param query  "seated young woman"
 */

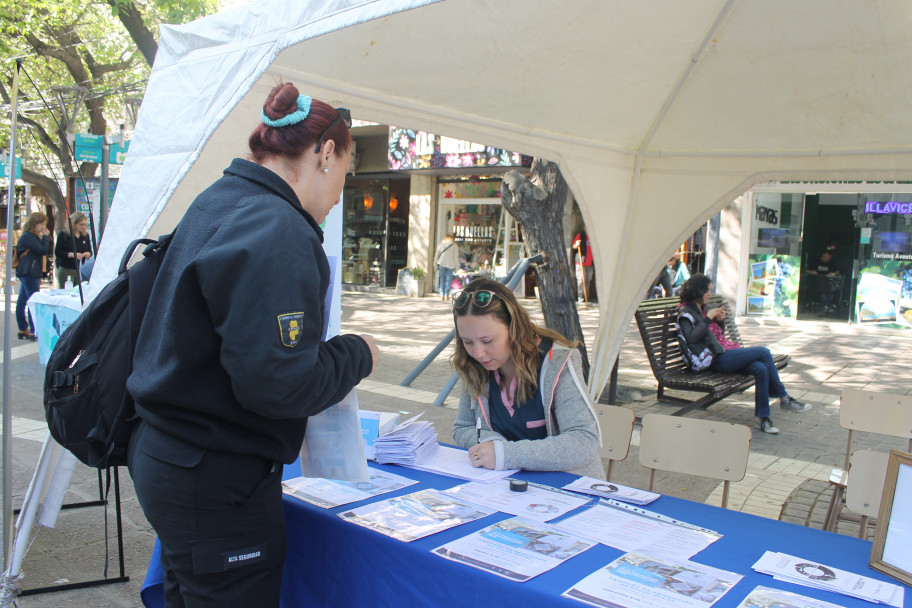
xmin=451 ymin=278 xmax=603 ymax=478
xmin=677 ymin=273 xmax=811 ymax=435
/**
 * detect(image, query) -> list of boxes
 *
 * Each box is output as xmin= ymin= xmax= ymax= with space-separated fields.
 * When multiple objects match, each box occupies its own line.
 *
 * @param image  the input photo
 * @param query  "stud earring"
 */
xmin=322 ymin=168 xmax=329 ymax=174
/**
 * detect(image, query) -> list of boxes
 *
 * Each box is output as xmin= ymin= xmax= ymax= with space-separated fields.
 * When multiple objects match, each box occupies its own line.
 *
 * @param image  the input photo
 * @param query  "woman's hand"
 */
xmin=467 ymin=441 xmax=495 ymax=469
xmin=707 ymin=307 xmax=726 ymax=321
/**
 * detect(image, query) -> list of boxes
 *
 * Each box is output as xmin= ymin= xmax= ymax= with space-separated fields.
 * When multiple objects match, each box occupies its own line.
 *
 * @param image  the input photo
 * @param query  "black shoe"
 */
xmin=760 ymin=417 xmax=780 ymax=434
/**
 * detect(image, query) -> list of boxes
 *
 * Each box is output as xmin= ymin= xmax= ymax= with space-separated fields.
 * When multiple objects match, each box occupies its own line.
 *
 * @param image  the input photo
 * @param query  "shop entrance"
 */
xmin=796 ymin=194 xmax=857 ymax=322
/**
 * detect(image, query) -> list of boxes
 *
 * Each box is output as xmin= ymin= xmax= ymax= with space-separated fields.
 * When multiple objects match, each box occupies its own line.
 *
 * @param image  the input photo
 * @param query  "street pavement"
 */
xmin=2 ymin=289 xmax=911 ymax=607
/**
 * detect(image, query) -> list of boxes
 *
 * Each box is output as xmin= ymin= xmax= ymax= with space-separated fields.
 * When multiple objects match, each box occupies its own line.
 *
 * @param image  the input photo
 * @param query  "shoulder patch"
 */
xmin=277 ymin=312 xmax=305 ymax=347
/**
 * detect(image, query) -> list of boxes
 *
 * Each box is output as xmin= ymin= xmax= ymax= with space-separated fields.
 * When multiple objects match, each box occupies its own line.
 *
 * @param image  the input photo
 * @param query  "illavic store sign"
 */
xmin=865 ymin=201 xmax=912 ymax=214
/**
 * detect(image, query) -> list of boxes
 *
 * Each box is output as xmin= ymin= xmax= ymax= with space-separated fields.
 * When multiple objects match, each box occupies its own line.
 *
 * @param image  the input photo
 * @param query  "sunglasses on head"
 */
xmin=314 ymin=107 xmax=352 ymax=153
xmin=453 ymin=290 xmax=498 ymax=309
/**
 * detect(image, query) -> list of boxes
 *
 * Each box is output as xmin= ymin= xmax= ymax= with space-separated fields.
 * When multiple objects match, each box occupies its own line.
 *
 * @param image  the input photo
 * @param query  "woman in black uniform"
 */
xmin=127 ymin=83 xmax=379 ymax=607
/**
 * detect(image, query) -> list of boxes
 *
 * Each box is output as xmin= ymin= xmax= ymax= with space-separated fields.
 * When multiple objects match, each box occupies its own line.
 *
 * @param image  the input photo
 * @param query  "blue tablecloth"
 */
xmin=141 ymin=461 xmax=909 ymax=608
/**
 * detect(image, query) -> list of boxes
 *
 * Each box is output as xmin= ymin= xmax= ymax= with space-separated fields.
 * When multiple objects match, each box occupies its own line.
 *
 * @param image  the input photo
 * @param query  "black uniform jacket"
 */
xmin=128 ymin=159 xmax=373 ymax=463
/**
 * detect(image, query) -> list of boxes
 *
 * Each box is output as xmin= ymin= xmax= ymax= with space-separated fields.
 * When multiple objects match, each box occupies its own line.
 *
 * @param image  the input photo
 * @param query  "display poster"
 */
xmin=854 ymin=264 xmax=912 ymax=329
xmin=389 ymin=127 xmax=532 ymax=171
xmin=745 ymin=255 xmax=799 ymax=318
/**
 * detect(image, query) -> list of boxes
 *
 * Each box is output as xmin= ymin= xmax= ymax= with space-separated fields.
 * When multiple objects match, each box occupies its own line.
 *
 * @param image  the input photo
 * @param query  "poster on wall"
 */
xmin=745 ymin=256 xmax=799 ymax=318
xmin=855 ymin=272 xmax=909 ymax=326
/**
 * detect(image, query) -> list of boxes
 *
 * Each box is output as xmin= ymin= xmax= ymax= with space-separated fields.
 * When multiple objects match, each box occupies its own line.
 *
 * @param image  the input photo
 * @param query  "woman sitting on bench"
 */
xmin=678 ymin=274 xmax=811 ymax=435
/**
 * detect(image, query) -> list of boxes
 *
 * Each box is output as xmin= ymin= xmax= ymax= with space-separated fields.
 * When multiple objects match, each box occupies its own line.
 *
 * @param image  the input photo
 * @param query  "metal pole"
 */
xmin=99 ymin=143 xmax=109 ymax=240
xmin=3 ymin=57 xmax=22 ymax=572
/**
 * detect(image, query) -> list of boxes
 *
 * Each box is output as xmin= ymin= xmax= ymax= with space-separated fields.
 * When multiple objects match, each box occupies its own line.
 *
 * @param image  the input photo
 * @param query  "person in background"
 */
xmin=572 ymin=230 xmax=594 ymax=302
xmin=806 ymin=245 xmax=840 ymax=311
xmin=677 ymin=273 xmax=810 ymax=435
xmin=807 ymin=245 xmax=839 ymax=276
xmin=127 ymin=82 xmax=379 ymax=606
xmin=15 ymin=211 xmax=50 ymax=341
xmin=451 ymin=278 xmax=603 ymax=477
xmin=434 ymin=232 xmax=461 ymax=300
xmin=54 ymin=211 xmax=92 ymax=288
xmin=668 ymin=251 xmax=690 ymax=294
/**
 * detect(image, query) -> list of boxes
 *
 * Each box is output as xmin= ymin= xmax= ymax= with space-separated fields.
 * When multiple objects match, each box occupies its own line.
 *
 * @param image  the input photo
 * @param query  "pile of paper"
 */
xmin=562 ymin=476 xmax=660 ymax=505
xmin=752 ymin=551 xmax=903 ymax=607
xmin=373 ymin=417 xmax=438 ymax=466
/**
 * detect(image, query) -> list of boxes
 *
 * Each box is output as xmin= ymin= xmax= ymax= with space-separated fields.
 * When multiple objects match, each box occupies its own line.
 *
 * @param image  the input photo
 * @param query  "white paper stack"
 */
xmin=752 ymin=551 xmax=904 ymax=607
xmin=373 ymin=418 xmax=438 ymax=466
xmin=562 ymin=476 xmax=660 ymax=505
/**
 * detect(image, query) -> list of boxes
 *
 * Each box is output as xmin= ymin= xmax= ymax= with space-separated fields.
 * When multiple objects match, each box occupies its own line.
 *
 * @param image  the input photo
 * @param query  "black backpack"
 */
xmin=44 ymin=232 xmax=174 ymax=469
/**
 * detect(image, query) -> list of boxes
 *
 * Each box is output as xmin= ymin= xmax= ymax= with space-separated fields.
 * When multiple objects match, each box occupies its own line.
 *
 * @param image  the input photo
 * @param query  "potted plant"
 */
xmin=409 ymin=266 xmax=427 ymax=297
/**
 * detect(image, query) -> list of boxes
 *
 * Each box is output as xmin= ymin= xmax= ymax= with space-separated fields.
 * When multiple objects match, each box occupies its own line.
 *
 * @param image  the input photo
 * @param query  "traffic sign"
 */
xmin=0 ymin=157 xmax=22 ymax=179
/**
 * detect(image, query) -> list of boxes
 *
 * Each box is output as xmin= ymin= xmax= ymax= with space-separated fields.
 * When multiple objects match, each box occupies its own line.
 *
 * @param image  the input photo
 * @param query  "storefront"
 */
xmin=341 ymin=177 xmax=410 ymax=287
xmin=741 ymin=185 xmax=912 ymax=329
xmin=389 ymin=126 xmax=531 ymax=292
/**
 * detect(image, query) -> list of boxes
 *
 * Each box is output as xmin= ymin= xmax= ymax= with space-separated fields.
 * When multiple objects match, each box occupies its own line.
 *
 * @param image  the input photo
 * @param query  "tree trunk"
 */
xmin=106 ymin=0 xmax=159 ymax=66
xmin=501 ymin=159 xmax=589 ymax=379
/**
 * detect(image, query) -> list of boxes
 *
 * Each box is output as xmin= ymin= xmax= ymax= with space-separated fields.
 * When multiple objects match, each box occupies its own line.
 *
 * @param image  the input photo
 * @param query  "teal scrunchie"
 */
xmin=261 ymin=94 xmax=312 ymax=128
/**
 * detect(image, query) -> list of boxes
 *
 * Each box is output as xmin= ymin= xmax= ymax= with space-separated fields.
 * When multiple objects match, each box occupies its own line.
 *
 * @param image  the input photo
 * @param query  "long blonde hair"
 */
xmin=451 ymin=278 xmax=574 ymax=404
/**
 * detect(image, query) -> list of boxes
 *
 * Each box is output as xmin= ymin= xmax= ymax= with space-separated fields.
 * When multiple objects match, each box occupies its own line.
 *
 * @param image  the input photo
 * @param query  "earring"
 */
xmin=322 ymin=168 xmax=329 ymax=174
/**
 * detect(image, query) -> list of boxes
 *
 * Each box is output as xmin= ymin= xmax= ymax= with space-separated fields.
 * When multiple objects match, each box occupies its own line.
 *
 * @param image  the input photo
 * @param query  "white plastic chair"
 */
xmin=823 ymin=389 xmax=912 ymax=532
xmin=596 ymin=405 xmax=635 ymax=481
xmin=638 ymin=413 xmax=751 ymax=509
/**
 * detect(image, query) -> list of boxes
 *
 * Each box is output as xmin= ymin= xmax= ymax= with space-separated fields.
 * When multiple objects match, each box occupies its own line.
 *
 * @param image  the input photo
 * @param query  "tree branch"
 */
xmin=106 ymin=0 xmax=158 ymax=67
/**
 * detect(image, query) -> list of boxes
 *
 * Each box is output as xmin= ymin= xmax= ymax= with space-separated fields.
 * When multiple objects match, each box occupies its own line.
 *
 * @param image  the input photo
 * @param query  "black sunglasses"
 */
xmin=453 ymin=290 xmax=497 ymax=309
xmin=314 ymin=107 xmax=352 ymax=153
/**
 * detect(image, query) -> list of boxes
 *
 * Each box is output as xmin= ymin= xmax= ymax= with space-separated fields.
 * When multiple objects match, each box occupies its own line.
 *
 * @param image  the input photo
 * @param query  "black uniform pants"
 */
xmin=128 ymin=422 xmax=287 ymax=607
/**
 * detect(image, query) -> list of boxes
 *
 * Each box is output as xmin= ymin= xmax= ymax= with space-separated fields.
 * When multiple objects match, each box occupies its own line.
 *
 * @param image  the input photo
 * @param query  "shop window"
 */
xmin=855 ymin=193 xmax=912 ymax=329
xmin=745 ymin=193 xmax=804 ymax=318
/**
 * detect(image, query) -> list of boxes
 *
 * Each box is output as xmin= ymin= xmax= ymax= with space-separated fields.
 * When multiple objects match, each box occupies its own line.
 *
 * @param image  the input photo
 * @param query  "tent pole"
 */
xmin=3 ymin=57 xmax=22 ymax=573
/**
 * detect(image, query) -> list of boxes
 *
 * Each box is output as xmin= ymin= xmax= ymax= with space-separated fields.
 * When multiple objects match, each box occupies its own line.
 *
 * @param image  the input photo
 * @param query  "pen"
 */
xmin=476 ymin=417 xmax=481 ymax=445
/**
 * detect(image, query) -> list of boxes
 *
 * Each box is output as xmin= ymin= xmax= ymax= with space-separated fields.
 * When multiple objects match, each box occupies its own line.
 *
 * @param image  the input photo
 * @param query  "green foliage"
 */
xmin=0 ymin=0 xmax=220 ymax=203
xmin=410 ymin=266 xmax=425 ymax=279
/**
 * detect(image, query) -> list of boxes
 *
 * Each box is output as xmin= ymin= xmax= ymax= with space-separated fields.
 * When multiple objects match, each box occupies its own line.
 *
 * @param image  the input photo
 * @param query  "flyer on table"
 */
xmin=433 ymin=516 xmax=595 ymax=582
xmin=282 ymin=469 xmax=418 ymax=509
xmin=441 ymin=480 xmax=591 ymax=522
xmin=338 ymin=488 xmax=494 ymax=542
xmin=563 ymin=551 xmax=742 ymax=608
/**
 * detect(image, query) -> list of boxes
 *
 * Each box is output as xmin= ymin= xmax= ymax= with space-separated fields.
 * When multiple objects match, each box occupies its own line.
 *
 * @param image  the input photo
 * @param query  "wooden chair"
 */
xmin=845 ymin=450 xmax=890 ymax=539
xmin=823 ymin=389 xmax=912 ymax=532
xmin=638 ymin=413 xmax=751 ymax=508
xmin=596 ymin=405 xmax=635 ymax=481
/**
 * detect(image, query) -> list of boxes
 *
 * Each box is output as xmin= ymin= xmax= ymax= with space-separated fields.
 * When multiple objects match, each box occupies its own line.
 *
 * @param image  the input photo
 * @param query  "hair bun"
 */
xmin=264 ymin=82 xmax=301 ymax=120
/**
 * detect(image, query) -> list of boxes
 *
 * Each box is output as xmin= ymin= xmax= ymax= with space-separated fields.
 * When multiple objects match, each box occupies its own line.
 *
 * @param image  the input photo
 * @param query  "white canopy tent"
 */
xmin=93 ymin=0 xmax=912 ymax=398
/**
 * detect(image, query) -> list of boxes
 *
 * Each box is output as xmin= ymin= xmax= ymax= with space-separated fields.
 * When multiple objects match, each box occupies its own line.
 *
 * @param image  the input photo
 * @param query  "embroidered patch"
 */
xmin=277 ymin=312 xmax=305 ymax=347
xmin=222 ymin=543 xmax=267 ymax=570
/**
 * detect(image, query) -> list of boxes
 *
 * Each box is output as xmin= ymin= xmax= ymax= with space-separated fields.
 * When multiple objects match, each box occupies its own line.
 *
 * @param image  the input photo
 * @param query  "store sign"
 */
xmin=865 ymin=201 xmax=912 ymax=214
xmin=389 ymin=127 xmax=531 ymax=170
xmin=0 ymin=157 xmax=22 ymax=179
xmin=110 ymin=140 xmax=130 ymax=165
xmin=755 ymin=205 xmax=779 ymax=224
xmin=74 ymin=133 xmax=103 ymax=163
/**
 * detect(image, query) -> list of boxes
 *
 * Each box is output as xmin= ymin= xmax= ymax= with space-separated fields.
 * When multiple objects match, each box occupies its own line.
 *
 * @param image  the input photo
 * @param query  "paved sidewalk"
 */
xmin=4 ymin=290 xmax=911 ymax=606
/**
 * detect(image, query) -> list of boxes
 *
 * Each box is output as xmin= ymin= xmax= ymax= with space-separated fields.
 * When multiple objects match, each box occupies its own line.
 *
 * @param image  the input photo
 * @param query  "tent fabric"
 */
xmin=95 ymin=0 xmax=912 ymax=399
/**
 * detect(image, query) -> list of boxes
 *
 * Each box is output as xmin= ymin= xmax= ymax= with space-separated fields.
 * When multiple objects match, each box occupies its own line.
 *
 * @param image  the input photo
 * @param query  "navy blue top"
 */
xmin=488 ymin=339 xmax=552 ymax=442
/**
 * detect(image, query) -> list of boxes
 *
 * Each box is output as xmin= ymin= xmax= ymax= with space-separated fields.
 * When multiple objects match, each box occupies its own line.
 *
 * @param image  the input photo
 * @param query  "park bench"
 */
xmin=634 ymin=295 xmax=790 ymax=417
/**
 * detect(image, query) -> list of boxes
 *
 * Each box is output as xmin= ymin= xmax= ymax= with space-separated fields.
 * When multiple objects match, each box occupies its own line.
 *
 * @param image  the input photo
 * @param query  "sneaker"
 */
xmin=780 ymin=395 xmax=812 ymax=412
xmin=760 ymin=417 xmax=780 ymax=434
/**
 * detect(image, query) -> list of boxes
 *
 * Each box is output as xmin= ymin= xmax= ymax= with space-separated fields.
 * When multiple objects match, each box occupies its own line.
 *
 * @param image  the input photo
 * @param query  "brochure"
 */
xmin=752 ymin=551 xmax=903 ymax=607
xmin=433 ymin=516 xmax=595 ymax=582
xmin=299 ymin=388 xmax=370 ymax=483
xmin=563 ymin=476 xmax=660 ymax=505
xmin=552 ymin=502 xmax=721 ymax=560
xmin=282 ymin=469 xmax=418 ymax=509
xmin=442 ymin=480 xmax=591 ymax=522
xmin=563 ymin=551 xmax=742 ymax=608
xmin=338 ymin=488 xmax=494 ymax=542
xmin=735 ymin=585 xmax=850 ymax=608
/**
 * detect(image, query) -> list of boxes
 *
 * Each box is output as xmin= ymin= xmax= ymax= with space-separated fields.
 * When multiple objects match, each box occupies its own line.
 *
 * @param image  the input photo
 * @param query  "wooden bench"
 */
xmin=634 ymin=295 xmax=790 ymax=417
